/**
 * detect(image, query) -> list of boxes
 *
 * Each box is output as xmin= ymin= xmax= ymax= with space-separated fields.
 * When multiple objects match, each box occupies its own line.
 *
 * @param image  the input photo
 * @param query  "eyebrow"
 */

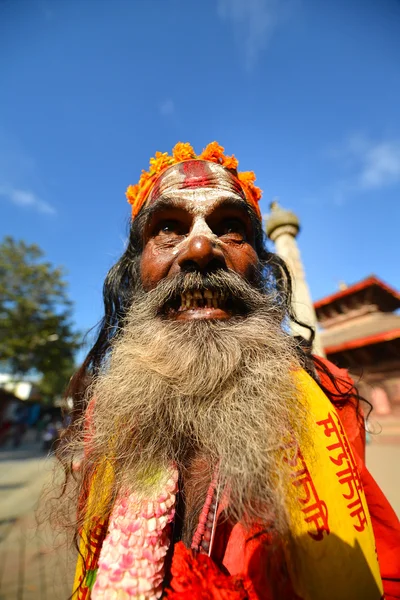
xmin=142 ymin=194 xmax=250 ymax=222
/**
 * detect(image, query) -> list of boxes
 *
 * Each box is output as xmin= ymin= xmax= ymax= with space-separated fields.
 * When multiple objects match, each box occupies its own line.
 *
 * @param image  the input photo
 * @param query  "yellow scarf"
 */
xmin=285 ymin=369 xmax=382 ymax=599
xmin=73 ymin=369 xmax=383 ymax=599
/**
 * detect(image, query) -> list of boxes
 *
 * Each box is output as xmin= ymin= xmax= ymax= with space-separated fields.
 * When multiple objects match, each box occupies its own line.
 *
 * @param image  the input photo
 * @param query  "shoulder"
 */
xmin=312 ymin=355 xmax=366 ymax=462
xmin=313 ymin=356 xmax=355 ymax=398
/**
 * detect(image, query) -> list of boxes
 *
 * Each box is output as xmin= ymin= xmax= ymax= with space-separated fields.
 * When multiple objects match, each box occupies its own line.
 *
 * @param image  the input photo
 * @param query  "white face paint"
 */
xmin=146 ymin=161 xmax=248 ymax=256
xmin=162 ymin=189 xmax=245 ymax=255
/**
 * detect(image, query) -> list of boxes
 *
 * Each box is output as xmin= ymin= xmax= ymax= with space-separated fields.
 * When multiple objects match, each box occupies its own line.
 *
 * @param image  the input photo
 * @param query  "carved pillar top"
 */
xmin=264 ymin=200 xmax=326 ymax=357
xmin=265 ymin=201 xmax=300 ymax=241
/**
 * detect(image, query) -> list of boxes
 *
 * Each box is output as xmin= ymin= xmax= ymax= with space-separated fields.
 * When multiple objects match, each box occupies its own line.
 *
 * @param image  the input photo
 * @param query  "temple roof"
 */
xmin=315 ymin=275 xmax=400 ymax=316
xmin=320 ymin=312 xmax=400 ymax=354
xmin=325 ymin=334 xmax=400 ymax=370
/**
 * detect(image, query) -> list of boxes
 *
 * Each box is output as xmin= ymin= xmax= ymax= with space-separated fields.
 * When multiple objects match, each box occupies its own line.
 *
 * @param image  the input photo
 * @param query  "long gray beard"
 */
xmin=82 ymin=271 xmax=306 ymax=539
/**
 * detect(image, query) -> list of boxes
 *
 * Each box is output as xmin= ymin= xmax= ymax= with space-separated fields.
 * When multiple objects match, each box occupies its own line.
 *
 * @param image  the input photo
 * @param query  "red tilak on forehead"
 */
xmin=179 ymin=160 xmax=214 ymax=188
xmin=147 ymin=159 xmax=247 ymax=206
xmin=178 ymin=160 xmax=245 ymax=198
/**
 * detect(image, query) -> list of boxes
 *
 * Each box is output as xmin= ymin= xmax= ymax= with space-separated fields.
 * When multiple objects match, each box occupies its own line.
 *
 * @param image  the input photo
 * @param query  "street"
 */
xmin=366 ymin=444 xmax=400 ymax=518
xmin=0 ymin=434 xmax=75 ymax=600
xmin=0 ymin=429 xmax=398 ymax=599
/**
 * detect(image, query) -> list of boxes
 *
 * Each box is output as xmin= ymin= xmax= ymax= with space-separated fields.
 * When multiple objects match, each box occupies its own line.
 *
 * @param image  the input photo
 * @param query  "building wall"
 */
xmin=350 ymin=365 xmax=400 ymax=416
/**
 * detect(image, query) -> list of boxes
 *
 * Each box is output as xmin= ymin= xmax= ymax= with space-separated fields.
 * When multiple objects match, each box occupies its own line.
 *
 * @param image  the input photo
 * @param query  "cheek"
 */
xmin=227 ymin=244 xmax=259 ymax=281
xmin=140 ymin=243 xmax=175 ymax=291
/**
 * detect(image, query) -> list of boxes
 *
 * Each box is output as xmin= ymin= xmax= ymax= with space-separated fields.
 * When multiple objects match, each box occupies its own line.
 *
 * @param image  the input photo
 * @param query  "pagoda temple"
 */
xmin=314 ymin=276 xmax=400 ymax=416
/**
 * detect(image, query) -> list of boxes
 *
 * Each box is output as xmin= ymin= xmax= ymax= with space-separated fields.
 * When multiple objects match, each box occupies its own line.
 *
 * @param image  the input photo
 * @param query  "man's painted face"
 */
xmin=140 ymin=160 xmax=259 ymax=320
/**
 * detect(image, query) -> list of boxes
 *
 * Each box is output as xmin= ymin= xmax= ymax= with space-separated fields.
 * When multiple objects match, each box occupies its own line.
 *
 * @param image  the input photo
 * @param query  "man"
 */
xmin=64 ymin=142 xmax=400 ymax=599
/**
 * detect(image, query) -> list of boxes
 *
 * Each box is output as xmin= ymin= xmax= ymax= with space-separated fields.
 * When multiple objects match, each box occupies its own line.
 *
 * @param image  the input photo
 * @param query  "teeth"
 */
xmin=212 ymin=291 xmax=218 ymax=309
xmin=178 ymin=290 xmax=228 ymax=311
xmin=204 ymin=290 xmax=213 ymax=307
xmin=193 ymin=291 xmax=202 ymax=309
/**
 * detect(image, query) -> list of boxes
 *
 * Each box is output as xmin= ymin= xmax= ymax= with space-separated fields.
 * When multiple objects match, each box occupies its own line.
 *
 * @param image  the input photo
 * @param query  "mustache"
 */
xmin=140 ymin=268 xmax=283 ymax=317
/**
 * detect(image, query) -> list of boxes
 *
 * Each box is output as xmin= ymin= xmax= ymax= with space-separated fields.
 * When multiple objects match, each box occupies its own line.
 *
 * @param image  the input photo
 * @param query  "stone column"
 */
xmin=266 ymin=201 xmax=325 ymax=357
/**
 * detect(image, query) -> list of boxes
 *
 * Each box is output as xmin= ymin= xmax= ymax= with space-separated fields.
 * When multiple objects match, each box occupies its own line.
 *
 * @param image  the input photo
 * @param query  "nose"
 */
xmin=177 ymin=235 xmax=226 ymax=272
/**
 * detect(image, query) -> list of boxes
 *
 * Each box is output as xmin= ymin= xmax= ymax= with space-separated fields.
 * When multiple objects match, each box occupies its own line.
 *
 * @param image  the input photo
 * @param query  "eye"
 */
xmin=218 ymin=218 xmax=247 ymax=241
xmin=155 ymin=220 xmax=183 ymax=236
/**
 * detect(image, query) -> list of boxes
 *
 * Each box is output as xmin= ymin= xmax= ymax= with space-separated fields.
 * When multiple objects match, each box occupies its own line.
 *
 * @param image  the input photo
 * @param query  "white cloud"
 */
xmin=159 ymin=99 xmax=175 ymax=117
xmin=340 ymin=134 xmax=400 ymax=191
xmin=217 ymin=0 xmax=295 ymax=71
xmin=323 ymin=134 xmax=400 ymax=206
xmin=0 ymin=186 xmax=56 ymax=215
xmin=0 ymin=131 xmax=55 ymax=216
xmin=353 ymin=137 xmax=400 ymax=190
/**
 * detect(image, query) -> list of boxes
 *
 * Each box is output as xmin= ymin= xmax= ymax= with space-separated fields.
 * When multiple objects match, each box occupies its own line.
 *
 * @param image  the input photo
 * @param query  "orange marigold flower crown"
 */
xmin=126 ymin=141 xmax=262 ymax=220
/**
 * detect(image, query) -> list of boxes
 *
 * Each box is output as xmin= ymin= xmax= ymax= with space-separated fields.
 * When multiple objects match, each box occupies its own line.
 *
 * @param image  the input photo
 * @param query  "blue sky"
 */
xmin=1 ymin=0 xmax=400 ymax=348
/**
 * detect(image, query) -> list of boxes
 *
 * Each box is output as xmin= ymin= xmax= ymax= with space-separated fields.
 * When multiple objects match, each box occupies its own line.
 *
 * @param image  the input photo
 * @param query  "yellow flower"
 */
xmin=149 ymin=152 xmax=173 ymax=174
xmin=149 ymin=151 xmax=167 ymax=166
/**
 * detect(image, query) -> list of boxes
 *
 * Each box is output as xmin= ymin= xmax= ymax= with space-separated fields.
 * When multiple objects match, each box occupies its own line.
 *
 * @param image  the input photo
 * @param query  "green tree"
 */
xmin=0 ymin=236 xmax=80 ymax=400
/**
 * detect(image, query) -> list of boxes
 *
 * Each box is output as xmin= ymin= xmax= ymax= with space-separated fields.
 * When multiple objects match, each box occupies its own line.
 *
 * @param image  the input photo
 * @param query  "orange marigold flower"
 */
xmin=250 ymin=183 xmax=262 ymax=202
xmin=238 ymin=171 xmax=256 ymax=185
xmin=126 ymin=142 xmax=263 ymax=222
xmin=125 ymin=184 xmax=139 ymax=205
xmin=139 ymin=169 xmax=151 ymax=184
xmin=149 ymin=152 xmax=173 ymax=174
xmin=237 ymin=171 xmax=262 ymax=218
xmin=199 ymin=141 xmax=225 ymax=163
xmin=149 ymin=150 xmax=167 ymax=164
xmin=222 ymin=154 xmax=239 ymax=170
xmin=172 ymin=142 xmax=195 ymax=162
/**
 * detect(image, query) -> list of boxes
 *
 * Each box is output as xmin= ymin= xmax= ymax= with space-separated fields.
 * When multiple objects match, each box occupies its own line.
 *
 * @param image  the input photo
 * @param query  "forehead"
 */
xmin=146 ymin=160 xmax=246 ymax=210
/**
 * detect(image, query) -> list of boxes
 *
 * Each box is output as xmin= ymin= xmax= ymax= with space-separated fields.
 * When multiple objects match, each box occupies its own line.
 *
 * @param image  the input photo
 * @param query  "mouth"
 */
xmin=161 ymin=289 xmax=246 ymax=320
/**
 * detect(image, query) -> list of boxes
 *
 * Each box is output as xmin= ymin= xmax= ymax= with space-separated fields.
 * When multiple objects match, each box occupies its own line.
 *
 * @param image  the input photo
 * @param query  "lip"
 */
xmin=174 ymin=307 xmax=231 ymax=321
